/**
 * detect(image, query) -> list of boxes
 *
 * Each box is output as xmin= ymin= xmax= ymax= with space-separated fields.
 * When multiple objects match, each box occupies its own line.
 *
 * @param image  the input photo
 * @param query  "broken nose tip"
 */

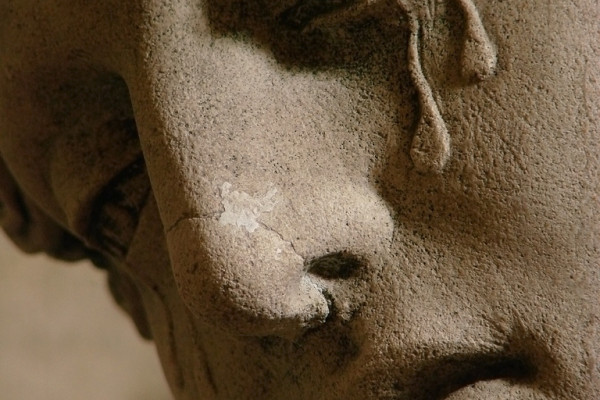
xmin=167 ymin=216 xmax=329 ymax=338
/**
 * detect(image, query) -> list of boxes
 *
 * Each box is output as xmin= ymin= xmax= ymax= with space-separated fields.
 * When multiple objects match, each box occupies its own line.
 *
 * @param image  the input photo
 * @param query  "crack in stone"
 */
xmin=259 ymin=221 xmax=304 ymax=262
xmin=166 ymin=213 xmax=221 ymax=234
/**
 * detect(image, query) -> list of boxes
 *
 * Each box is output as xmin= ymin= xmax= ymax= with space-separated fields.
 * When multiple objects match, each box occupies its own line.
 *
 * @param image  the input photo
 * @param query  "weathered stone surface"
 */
xmin=0 ymin=1 xmax=598 ymax=399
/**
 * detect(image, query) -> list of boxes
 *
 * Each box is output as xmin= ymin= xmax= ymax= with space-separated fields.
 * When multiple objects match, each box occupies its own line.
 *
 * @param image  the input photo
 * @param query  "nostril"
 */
xmin=307 ymin=251 xmax=363 ymax=279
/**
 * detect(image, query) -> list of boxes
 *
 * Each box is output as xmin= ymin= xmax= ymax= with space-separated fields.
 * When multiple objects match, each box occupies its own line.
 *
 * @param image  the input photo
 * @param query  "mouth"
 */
xmin=429 ymin=355 xmax=534 ymax=400
xmin=442 ymin=378 xmax=542 ymax=400
xmin=343 ymin=350 xmax=535 ymax=400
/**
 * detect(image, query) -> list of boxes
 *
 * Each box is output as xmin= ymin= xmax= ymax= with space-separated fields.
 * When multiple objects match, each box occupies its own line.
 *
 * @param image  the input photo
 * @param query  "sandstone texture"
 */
xmin=0 ymin=1 xmax=598 ymax=399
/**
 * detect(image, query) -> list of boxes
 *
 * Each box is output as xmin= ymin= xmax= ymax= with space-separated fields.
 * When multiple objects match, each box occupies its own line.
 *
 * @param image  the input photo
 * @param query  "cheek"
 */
xmin=167 ymin=216 xmax=326 ymax=338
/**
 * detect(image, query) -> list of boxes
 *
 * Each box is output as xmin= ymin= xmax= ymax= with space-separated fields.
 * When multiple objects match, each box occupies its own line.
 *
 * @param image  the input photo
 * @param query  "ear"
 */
xmin=0 ymin=155 xmax=86 ymax=261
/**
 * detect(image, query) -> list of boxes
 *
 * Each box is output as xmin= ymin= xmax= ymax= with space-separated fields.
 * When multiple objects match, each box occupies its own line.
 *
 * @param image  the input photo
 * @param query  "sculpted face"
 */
xmin=0 ymin=0 xmax=598 ymax=399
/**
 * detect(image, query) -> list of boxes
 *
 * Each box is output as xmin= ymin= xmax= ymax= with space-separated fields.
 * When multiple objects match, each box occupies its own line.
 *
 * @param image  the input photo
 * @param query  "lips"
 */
xmin=429 ymin=355 xmax=535 ymax=400
xmin=443 ymin=378 xmax=545 ymax=399
xmin=333 ymin=349 xmax=535 ymax=400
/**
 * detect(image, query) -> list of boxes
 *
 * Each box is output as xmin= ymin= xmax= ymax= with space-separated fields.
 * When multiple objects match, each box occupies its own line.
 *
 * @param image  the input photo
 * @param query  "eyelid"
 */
xmin=279 ymin=0 xmax=362 ymax=30
xmin=283 ymin=0 xmax=407 ymax=35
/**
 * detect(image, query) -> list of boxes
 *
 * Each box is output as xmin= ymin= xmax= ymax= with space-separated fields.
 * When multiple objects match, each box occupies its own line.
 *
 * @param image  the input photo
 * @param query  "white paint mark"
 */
xmin=218 ymin=182 xmax=278 ymax=233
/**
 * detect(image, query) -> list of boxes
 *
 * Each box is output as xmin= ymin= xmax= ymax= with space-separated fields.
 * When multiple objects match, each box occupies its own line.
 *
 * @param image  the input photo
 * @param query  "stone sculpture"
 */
xmin=0 ymin=0 xmax=598 ymax=398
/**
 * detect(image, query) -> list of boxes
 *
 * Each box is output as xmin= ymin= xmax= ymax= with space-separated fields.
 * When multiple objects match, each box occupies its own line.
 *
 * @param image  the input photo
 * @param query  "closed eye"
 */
xmin=278 ymin=0 xmax=361 ymax=30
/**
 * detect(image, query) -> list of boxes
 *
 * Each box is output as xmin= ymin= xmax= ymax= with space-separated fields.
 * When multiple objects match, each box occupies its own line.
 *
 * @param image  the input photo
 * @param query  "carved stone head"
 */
xmin=0 ymin=0 xmax=598 ymax=398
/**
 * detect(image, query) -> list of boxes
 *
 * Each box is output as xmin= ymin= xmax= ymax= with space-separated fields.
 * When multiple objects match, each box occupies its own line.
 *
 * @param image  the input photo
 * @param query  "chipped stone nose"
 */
xmin=217 ymin=182 xmax=277 ymax=234
xmin=166 ymin=212 xmax=330 ymax=338
xmin=125 ymin=29 xmax=333 ymax=337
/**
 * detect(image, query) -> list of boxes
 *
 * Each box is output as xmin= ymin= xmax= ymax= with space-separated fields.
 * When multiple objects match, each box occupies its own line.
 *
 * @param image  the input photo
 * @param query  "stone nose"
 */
xmin=128 ymin=65 xmax=333 ymax=336
xmin=166 ymin=216 xmax=330 ymax=338
xmin=122 ymin=4 xmax=316 ymax=336
xmin=122 ymin=0 xmax=399 ymax=338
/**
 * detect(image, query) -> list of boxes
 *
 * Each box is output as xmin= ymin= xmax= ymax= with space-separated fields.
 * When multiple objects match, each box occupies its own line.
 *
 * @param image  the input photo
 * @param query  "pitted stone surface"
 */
xmin=0 ymin=1 xmax=598 ymax=399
